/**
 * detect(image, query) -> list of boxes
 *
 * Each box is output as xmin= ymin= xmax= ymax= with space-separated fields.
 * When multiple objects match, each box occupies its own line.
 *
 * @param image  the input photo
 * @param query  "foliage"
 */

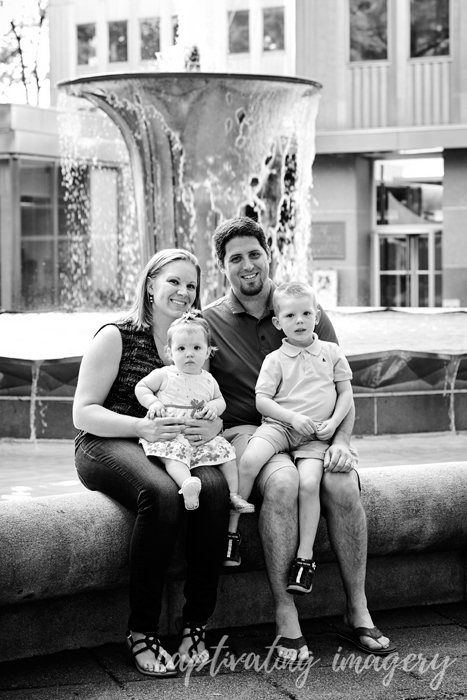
xmin=0 ymin=0 xmax=49 ymax=105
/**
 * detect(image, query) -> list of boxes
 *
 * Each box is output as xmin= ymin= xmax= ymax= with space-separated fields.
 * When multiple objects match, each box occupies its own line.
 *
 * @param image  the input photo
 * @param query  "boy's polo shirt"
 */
xmin=255 ymin=335 xmax=352 ymax=423
xmin=203 ymin=283 xmax=338 ymax=429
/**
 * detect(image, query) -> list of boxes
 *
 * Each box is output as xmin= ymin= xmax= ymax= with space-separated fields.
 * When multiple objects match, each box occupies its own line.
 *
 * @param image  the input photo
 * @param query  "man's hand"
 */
xmin=323 ymin=441 xmax=354 ymax=472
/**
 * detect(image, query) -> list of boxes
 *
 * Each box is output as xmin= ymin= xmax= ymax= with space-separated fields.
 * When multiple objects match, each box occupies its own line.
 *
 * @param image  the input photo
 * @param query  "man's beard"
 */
xmin=239 ymin=276 xmax=264 ymax=296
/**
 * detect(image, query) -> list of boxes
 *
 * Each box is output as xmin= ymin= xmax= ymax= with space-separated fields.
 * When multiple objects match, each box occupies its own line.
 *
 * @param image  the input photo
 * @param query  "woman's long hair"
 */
xmin=125 ymin=249 xmax=202 ymax=331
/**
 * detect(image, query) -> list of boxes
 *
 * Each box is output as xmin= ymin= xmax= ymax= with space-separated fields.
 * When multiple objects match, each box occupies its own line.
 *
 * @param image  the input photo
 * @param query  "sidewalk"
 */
xmin=1 ymin=603 xmax=466 ymax=698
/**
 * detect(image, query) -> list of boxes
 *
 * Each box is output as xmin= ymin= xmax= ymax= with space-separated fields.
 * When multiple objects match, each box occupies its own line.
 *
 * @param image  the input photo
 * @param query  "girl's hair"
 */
xmin=166 ymin=310 xmax=216 ymax=355
xmin=125 ymin=249 xmax=202 ymax=330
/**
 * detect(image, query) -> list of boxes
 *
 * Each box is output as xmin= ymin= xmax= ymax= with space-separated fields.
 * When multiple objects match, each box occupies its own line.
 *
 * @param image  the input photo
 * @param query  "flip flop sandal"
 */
xmin=126 ymin=631 xmax=177 ymax=677
xmin=176 ymin=618 xmax=210 ymax=666
xmin=336 ymin=623 xmax=397 ymax=656
xmin=273 ymin=635 xmax=309 ymax=664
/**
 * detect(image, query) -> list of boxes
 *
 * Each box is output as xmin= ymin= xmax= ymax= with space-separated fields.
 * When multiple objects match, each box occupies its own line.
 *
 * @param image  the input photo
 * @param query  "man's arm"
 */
xmin=324 ymin=403 xmax=355 ymax=472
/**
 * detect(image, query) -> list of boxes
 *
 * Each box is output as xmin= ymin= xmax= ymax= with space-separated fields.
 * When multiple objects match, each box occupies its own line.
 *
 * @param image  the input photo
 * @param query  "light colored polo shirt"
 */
xmin=255 ymin=334 xmax=352 ymax=424
xmin=204 ymin=283 xmax=338 ymax=429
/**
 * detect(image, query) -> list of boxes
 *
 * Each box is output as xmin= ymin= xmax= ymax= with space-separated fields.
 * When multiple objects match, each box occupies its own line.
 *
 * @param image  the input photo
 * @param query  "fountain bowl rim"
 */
xmin=57 ymin=71 xmax=322 ymax=91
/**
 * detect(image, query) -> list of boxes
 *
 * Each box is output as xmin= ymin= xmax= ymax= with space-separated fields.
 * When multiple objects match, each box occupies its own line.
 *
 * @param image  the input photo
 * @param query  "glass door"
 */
xmin=375 ymin=229 xmax=442 ymax=307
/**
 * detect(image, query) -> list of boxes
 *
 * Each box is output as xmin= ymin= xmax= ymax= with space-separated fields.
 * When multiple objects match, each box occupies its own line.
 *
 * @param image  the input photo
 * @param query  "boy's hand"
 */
xmin=291 ymin=414 xmax=317 ymax=436
xmin=315 ymin=419 xmax=336 ymax=441
xmin=147 ymin=401 xmax=167 ymax=419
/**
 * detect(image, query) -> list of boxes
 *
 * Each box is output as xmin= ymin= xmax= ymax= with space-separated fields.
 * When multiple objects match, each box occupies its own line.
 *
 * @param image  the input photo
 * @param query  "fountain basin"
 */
xmin=1 ymin=309 xmax=466 ymax=438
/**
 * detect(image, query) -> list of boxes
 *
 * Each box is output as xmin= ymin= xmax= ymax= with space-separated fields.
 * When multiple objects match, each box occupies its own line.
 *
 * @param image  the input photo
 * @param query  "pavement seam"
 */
xmin=88 ymin=648 xmax=126 ymax=689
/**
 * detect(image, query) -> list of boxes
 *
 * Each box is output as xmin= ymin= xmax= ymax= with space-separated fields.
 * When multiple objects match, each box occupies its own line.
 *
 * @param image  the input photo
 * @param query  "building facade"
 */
xmin=1 ymin=0 xmax=466 ymax=310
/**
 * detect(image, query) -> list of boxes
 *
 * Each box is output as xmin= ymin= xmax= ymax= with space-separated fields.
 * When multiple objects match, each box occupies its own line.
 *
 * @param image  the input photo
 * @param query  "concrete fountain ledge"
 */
xmin=1 ymin=462 xmax=467 ymax=661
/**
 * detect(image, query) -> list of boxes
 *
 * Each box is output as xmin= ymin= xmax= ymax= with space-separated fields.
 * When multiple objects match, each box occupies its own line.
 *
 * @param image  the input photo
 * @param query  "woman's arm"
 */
xmin=73 ymin=326 xmax=184 ymax=441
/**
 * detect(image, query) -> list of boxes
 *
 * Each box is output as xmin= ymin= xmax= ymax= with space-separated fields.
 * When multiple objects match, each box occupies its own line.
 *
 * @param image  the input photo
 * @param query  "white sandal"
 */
xmin=179 ymin=476 xmax=202 ymax=510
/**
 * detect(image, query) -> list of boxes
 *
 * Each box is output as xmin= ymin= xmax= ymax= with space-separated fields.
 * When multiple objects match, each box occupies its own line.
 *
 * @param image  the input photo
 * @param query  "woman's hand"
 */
xmin=183 ymin=416 xmax=222 ymax=446
xmin=136 ymin=415 xmax=186 ymax=443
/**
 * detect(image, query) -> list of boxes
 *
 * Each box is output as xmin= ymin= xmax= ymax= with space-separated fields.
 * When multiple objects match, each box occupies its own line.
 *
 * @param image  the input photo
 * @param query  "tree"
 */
xmin=0 ymin=0 xmax=49 ymax=105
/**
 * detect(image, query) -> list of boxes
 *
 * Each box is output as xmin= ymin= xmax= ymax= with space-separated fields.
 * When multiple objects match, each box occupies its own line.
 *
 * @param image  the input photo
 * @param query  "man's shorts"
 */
xmin=222 ymin=424 xmax=360 ymax=498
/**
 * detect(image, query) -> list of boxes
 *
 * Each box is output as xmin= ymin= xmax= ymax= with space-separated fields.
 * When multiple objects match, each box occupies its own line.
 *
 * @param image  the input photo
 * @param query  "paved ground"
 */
xmin=1 ymin=431 xmax=467 ymax=500
xmin=1 ymin=603 xmax=466 ymax=699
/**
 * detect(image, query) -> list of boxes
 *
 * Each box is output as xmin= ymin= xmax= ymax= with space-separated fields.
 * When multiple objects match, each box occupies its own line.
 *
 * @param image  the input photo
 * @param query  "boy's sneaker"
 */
xmin=223 ymin=532 xmax=242 ymax=567
xmin=230 ymin=493 xmax=255 ymax=514
xmin=286 ymin=558 xmax=316 ymax=595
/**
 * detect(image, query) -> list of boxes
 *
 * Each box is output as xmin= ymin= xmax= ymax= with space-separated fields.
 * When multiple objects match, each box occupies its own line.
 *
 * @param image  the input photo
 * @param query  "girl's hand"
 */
xmin=147 ymin=401 xmax=167 ymax=419
xmin=136 ymin=415 xmax=185 ymax=442
xmin=195 ymin=406 xmax=218 ymax=421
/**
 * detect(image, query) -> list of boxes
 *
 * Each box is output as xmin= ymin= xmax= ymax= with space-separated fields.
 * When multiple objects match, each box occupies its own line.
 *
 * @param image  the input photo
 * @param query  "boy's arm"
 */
xmin=315 ymin=380 xmax=353 ymax=440
xmin=256 ymin=393 xmax=316 ymax=436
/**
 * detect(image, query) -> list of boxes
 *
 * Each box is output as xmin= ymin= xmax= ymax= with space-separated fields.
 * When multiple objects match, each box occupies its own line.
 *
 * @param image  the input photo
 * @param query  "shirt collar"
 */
xmin=281 ymin=333 xmax=322 ymax=356
xmin=227 ymin=280 xmax=276 ymax=317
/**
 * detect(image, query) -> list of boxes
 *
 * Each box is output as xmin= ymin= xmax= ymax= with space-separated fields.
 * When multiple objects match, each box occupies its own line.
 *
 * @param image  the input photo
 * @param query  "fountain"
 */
xmin=0 ymin=29 xmax=466 ymax=439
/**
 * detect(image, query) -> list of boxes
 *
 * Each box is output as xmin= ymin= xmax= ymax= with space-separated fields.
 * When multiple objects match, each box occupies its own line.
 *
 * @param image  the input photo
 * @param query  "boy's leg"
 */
xmin=238 ymin=436 xmax=277 ymax=501
xmin=295 ymin=458 xmax=323 ymax=560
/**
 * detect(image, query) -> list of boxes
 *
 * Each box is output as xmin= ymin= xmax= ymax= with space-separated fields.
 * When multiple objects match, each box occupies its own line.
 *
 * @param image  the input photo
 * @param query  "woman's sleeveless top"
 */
xmin=103 ymin=320 xmax=163 ymax=417
xmin=75 ymin=319 xmax=163 ymax=445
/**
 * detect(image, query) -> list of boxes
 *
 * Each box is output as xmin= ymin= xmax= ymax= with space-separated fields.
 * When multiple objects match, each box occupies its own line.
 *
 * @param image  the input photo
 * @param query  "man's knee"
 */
xmin=262 ymin=465 xmax=299 ymax=504
xmin=320 ymin=469 xmax=361 ymax=508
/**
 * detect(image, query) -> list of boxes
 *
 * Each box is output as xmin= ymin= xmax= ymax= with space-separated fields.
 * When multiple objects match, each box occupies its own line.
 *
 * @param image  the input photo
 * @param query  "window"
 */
xmin=263 ymin=7 xmax=285 ymax=51
xmin=349 ymin=0 xmax=387 ymax=62
xmin=410 ymin=0 xmax=449 ymax=58
xmin=140 ymin=18 xmax=160 ymax=60
xmin=20 ymin=161 xmax=68 ymax=310
xmin=228 ymin=10 xmax=249 ymax=54
xmin=77 ymin=23 xmax=97 ymax=66
xmin=108 ymin=21 xmax=128 ymax=62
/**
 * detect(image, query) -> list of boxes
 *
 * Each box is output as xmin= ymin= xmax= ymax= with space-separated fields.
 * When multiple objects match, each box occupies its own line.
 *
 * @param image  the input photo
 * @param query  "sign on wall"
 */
xmin=311 ymin=222 xmax=346 ymax=259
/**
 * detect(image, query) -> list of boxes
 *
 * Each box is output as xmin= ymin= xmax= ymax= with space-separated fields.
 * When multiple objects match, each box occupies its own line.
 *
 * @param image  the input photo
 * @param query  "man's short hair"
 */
xmin=272 ymin=282 xmax=317 ymax=316
xmin=212 ymin=216 xmax=269 ymax=265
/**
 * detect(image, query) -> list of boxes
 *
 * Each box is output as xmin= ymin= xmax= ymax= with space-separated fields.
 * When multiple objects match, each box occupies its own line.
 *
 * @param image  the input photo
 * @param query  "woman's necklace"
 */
xmin=152 ymin=329 xmax=167 ymax=347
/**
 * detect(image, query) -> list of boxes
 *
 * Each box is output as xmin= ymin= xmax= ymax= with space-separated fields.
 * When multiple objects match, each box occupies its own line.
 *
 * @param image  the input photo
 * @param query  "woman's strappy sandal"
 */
xmin=126 ymin=630 xmax=177 ymax=677
xmin=176 ymin=618 xmax=210 ymax=666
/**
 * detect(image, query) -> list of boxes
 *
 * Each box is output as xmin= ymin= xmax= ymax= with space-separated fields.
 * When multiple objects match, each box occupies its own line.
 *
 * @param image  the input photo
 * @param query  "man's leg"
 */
xmin=320 ymin=469 xmax=391 ymax=651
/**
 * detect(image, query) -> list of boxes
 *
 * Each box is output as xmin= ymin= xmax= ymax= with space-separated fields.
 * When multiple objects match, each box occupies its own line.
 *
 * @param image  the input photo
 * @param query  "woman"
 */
xmin=73 ymin=249 xmax=230 ymax=677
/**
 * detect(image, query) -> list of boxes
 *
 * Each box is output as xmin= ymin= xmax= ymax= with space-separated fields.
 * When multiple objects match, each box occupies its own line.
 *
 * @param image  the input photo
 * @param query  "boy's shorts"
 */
xmin=222 ymin=424 xmax=359 ymax=498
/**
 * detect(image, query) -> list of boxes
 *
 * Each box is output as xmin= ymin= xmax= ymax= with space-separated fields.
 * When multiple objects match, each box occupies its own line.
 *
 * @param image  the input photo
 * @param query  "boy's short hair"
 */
xmin=272 ymin=282 xmax=318 ymax=316
xmin=212 ymin=216 xmax=269 ymax=265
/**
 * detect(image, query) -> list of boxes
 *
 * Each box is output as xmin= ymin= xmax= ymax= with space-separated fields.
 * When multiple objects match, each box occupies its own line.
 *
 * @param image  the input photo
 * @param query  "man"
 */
xmin=203 ymin=216 xmax=395 ymax=661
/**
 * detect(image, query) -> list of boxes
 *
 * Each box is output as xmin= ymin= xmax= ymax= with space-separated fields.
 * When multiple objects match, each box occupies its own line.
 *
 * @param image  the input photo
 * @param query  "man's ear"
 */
xmin=217 ymin=258 xmax=225 ymax=274
xmin=272 ymin=316 xmax=282 ymax=331
xmin=315 ymin=307 xmax=321 ymax=325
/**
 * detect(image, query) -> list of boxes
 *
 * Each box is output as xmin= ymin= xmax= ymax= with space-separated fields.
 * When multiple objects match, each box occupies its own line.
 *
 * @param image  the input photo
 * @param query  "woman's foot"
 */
xmin=229 ymin=492 xmax=255 ymax=514
xmin=126 ymin=630 xmax=177 ymax=677
xmin=179 ymin=476 xmax=202 ymax=510
xmin=177 ymin=621 xmax=210 ymax=666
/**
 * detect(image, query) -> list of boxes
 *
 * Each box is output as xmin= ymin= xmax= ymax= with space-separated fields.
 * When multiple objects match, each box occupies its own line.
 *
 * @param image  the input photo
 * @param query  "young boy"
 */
xmin=225 ymin=282 xmax=354 ymax=596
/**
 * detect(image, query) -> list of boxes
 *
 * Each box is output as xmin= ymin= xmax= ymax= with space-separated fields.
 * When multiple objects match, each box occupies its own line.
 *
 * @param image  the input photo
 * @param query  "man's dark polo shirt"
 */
xmin=203 ymin=283 xmax=338 ymax=430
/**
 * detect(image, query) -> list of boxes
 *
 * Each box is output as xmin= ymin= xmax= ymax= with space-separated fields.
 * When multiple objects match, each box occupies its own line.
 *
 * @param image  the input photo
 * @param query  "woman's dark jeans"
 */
xmin=75 ymin=434 xmax=230 ymax=633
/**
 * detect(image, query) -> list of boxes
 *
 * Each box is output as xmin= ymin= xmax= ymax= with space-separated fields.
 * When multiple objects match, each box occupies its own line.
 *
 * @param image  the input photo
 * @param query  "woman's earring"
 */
xmin=147 ymin=289 xmax=154 ymax=304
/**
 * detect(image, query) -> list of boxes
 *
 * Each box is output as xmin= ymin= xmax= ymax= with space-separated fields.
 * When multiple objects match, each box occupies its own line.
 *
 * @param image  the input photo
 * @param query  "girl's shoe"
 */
xmin=223 ymin=531 xmax=242 ymax=566
xmin=286 ymin=558 xmax=316 ymax=595
xmin=176 ymin=619 xmax=210 ymax=666
xmin=179 ymin=476 xmax=202 ymax=510
xmin=229 ymin=492 xmax=255 ymax=514
xmin=126 ymin=630 xmax=177 ymax=677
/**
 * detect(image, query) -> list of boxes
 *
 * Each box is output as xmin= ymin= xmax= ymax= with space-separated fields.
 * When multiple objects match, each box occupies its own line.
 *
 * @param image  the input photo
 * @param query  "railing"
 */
xmin=348 ymin=57 xmax=451 ymax=128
